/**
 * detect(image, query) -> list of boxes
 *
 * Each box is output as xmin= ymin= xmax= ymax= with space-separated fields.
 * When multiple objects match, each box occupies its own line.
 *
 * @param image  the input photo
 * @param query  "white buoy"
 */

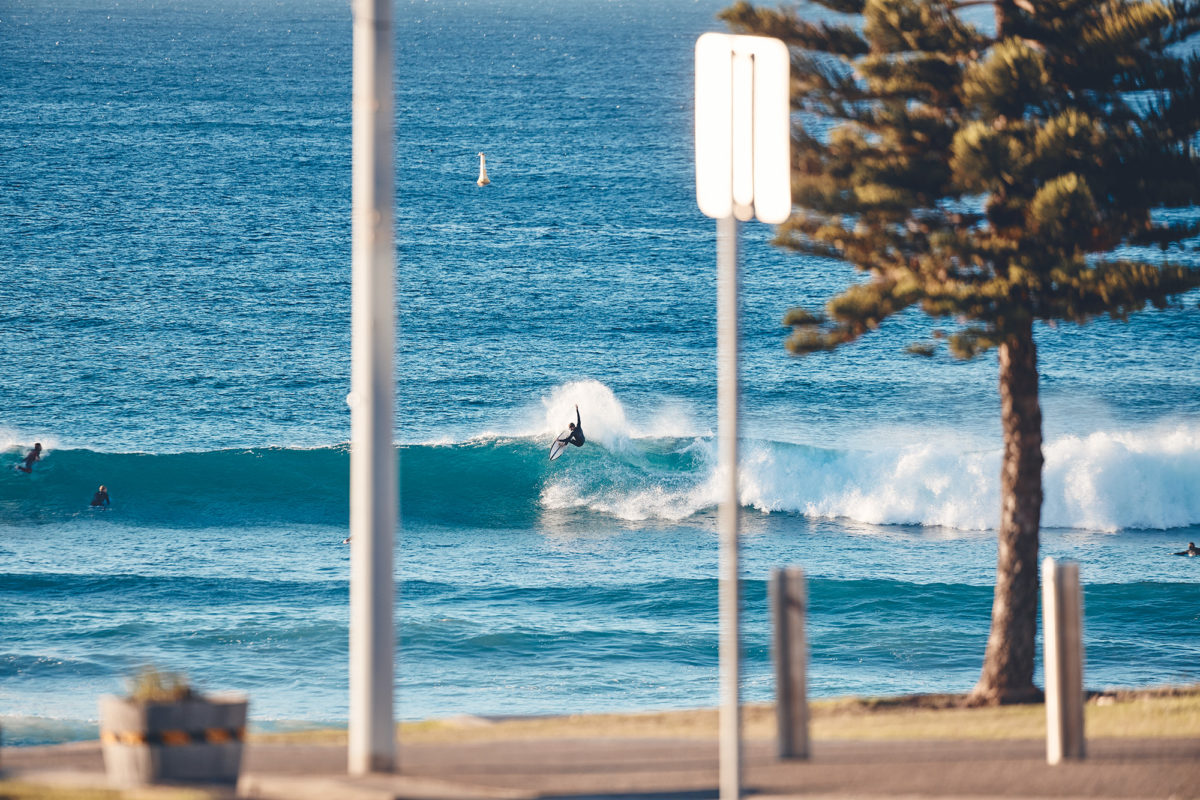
xmin=477 ymin=152 xmax=490 ymax=186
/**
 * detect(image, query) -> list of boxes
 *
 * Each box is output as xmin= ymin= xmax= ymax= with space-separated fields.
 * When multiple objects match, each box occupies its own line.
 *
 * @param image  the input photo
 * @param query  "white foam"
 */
xmin=406 ymin=382 xmax=707 ymax=447
xmin=539 ymin=380 xmax=634 ymax=450
xmin=541 ymin=476 xmax=711 ymax=522
xmin=522 ymin=380 xmax=705 ymax=445
xmin=0 ymin=429 xmax=63 ymax=456
xmin=1042 ymin=426 xmax=1200 ymax=531
xmin=541 ymin=422 xmax=1200 ymax=532
xmin=635 ymin=398 xmax=710 ymax=440
xmin=744 ymin=439 xmax=1001 ymax=529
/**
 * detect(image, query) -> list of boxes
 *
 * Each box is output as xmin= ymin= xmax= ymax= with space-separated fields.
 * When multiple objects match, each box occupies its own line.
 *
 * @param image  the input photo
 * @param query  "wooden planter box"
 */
xmin=99 ymin=694 xmax=247 ymax=787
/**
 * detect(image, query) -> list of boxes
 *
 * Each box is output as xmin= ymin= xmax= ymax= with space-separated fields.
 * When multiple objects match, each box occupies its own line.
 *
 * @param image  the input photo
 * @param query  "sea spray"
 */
xmin=539 ymin=380 xmax=634 ymax=449
xmin=1042 ymin=426 xmax=1200 ymax=531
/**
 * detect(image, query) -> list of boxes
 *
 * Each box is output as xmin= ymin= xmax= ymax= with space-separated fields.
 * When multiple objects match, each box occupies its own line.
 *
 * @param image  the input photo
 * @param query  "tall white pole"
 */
xmin=717 ymin=214 xmax=741 ymax=800
xmin=349 ymin=0 xmax=396 ymax=776
xmin=697 ymin=33 xmax=788 ymax=800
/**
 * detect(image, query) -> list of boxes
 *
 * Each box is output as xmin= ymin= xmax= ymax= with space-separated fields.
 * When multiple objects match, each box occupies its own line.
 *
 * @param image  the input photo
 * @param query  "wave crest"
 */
xmin=3 ymin=416 xmax=1197 ymax=533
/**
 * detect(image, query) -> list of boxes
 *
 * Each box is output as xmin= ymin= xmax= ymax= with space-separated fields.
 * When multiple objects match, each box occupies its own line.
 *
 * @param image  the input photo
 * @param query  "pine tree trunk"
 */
xmin=971 ymin=318 xmax=1044 ymax=704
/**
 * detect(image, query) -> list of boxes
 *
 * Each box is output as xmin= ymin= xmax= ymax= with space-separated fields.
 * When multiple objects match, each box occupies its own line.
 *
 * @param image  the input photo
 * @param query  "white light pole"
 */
xmin=694 ymin=32 xmax=790 ymax=800
xmin=349 ymin=0 xmax=396 ymax=776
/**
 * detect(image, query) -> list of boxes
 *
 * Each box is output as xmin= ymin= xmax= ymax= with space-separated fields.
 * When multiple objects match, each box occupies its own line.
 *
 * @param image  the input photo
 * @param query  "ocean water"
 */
xmin=2 ymin=0 xmax=1199 ymax=746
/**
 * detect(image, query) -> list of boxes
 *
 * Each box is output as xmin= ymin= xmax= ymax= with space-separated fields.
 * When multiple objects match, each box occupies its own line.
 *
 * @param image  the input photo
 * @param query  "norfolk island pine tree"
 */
xmin=720 ymin=0 xmax=1200 ymax=702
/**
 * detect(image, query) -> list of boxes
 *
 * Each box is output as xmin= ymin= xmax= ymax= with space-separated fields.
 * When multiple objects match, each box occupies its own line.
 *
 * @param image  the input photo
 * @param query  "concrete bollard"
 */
xmin=1043 ymin=557 xmax=1085 ymax=764
xmin=771 ymin=566 xmax=809 ymax=759
xmin=99 ymin=694 xmax=247 ymax=787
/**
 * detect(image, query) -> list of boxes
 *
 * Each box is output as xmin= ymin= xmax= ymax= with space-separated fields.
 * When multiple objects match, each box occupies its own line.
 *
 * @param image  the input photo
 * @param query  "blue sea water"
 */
xmin=2 ymin=0 xmax=1199 ymax=746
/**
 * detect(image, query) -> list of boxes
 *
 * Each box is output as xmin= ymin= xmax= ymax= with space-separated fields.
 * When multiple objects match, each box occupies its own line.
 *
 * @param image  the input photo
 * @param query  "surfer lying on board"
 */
xmin=90 ymin=486 xmax=110 ymax=508
xmin=564 ymin=405 xmax=585 ymax=448
xmin=16 ymin=443 xmax=42 ymax=473
xmin=1174 ymin=542 xmax=1198 ymax=556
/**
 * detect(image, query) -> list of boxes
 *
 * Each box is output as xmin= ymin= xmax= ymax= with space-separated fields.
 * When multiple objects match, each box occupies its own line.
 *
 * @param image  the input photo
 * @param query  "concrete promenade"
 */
xmin=4 ymin=735 xmax=1199 ymax=799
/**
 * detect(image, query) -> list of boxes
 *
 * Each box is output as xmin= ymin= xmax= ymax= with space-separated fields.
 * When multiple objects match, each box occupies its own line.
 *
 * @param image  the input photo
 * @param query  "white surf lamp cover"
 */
xmin=695 ymin=33 xmax=791 ymax=224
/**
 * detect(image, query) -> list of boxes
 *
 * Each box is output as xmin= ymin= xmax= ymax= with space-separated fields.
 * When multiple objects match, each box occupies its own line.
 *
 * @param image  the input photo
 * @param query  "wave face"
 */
xmin=0 ymin=447 xmax=351 ymax=528
xmin=5 ymin=421 xmax=1200 ymax=532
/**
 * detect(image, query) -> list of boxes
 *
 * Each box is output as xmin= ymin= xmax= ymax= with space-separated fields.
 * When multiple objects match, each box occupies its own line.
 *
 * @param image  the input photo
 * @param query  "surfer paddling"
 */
xmin=16 ymin=443 xmax=42 ymax=473
xmin=1173 ymin=542 xmax=1198 ymax=557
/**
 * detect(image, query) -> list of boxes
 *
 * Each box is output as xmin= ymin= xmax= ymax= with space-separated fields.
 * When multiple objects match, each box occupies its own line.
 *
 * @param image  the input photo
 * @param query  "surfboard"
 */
xmin=549 ymin=430 xmax=571 ymax=461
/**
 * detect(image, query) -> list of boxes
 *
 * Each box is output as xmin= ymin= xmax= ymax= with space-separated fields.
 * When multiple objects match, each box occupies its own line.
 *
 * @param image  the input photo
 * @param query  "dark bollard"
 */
xmin=771 ymin=566 xmax=809 ymax=759
xmin=1043 ymin=557 xmax=1085 ymax=764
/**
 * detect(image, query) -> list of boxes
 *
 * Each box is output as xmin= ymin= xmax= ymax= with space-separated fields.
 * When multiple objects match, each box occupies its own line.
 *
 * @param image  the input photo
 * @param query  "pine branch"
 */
xmin=720 ymin=2 xmax=869 ymax=55
xmin=725 ymin=0 xmax=1200 ymax=358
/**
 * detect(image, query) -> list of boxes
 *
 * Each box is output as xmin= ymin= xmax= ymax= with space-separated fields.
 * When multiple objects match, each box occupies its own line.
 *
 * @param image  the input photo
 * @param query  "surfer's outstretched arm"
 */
xmin=570 ymin=405 xmax=585 ymax=446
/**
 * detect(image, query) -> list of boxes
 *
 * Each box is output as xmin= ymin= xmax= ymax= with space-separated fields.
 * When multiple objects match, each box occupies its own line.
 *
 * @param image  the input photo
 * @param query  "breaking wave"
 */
xmin=4 ymin=387 xmax=1197 ymax=532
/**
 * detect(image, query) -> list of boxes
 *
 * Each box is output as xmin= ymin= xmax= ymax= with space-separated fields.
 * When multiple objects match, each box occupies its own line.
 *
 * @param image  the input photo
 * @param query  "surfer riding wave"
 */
xmin=565 ymin=405 xmax=585 ymax=448
xmin=16 ymin=443 xmax=42 ymax=473
xmin=548 ymin=405 xmax=585 ymax=461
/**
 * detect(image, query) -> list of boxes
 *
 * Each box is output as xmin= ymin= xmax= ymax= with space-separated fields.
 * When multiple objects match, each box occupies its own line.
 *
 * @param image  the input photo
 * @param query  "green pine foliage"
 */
xmin=722 ymin=0 xmax=1200 ymax=358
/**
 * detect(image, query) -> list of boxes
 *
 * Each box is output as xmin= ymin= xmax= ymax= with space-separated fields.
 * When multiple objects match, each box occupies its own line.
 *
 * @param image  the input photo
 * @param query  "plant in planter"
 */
xmin=99 ymin=667 xmax=248 ymax=788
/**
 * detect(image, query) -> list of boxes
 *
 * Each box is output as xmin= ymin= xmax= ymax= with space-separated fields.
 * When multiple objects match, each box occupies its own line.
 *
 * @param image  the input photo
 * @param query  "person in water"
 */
xmin=1173 ymin=542 xmax=1198 ymax=557
xmin=90 ymin=485 xmax=110 ymax=508
xmin=565 ymin=404 xmax=585 ymax=448
xmin=17 ymin=443 xmax=42 ymax=473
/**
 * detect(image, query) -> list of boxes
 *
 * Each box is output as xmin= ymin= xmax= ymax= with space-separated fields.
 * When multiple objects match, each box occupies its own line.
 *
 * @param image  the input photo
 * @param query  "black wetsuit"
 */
xmin=90 ymin=490 xmax=110 ymax=508
xmin=568 ymin=408 xmax=585 ymax=447
xmin=18 ymin=446 xmax=40 ymax=473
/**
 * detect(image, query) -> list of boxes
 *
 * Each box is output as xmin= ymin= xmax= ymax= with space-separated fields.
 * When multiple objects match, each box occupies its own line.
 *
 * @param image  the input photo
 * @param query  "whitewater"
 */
xmin=2 ymin=0 xmax=1198 ymax=745
xmin=5 ymin=380 xmax=1200 ymax=533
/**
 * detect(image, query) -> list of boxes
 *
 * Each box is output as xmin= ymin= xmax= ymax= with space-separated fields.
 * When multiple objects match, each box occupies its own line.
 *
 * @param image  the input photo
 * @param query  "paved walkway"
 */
xmin=4 ymin=736 xmax=1199 ymax=799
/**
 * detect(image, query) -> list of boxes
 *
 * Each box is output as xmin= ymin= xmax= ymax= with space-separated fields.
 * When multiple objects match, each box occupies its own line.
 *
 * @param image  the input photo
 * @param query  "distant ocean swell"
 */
xmin=3 ymin=423 xmax=1199 ymax=532
xmin=4 ymin=575 xmax=1193 ymax=656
